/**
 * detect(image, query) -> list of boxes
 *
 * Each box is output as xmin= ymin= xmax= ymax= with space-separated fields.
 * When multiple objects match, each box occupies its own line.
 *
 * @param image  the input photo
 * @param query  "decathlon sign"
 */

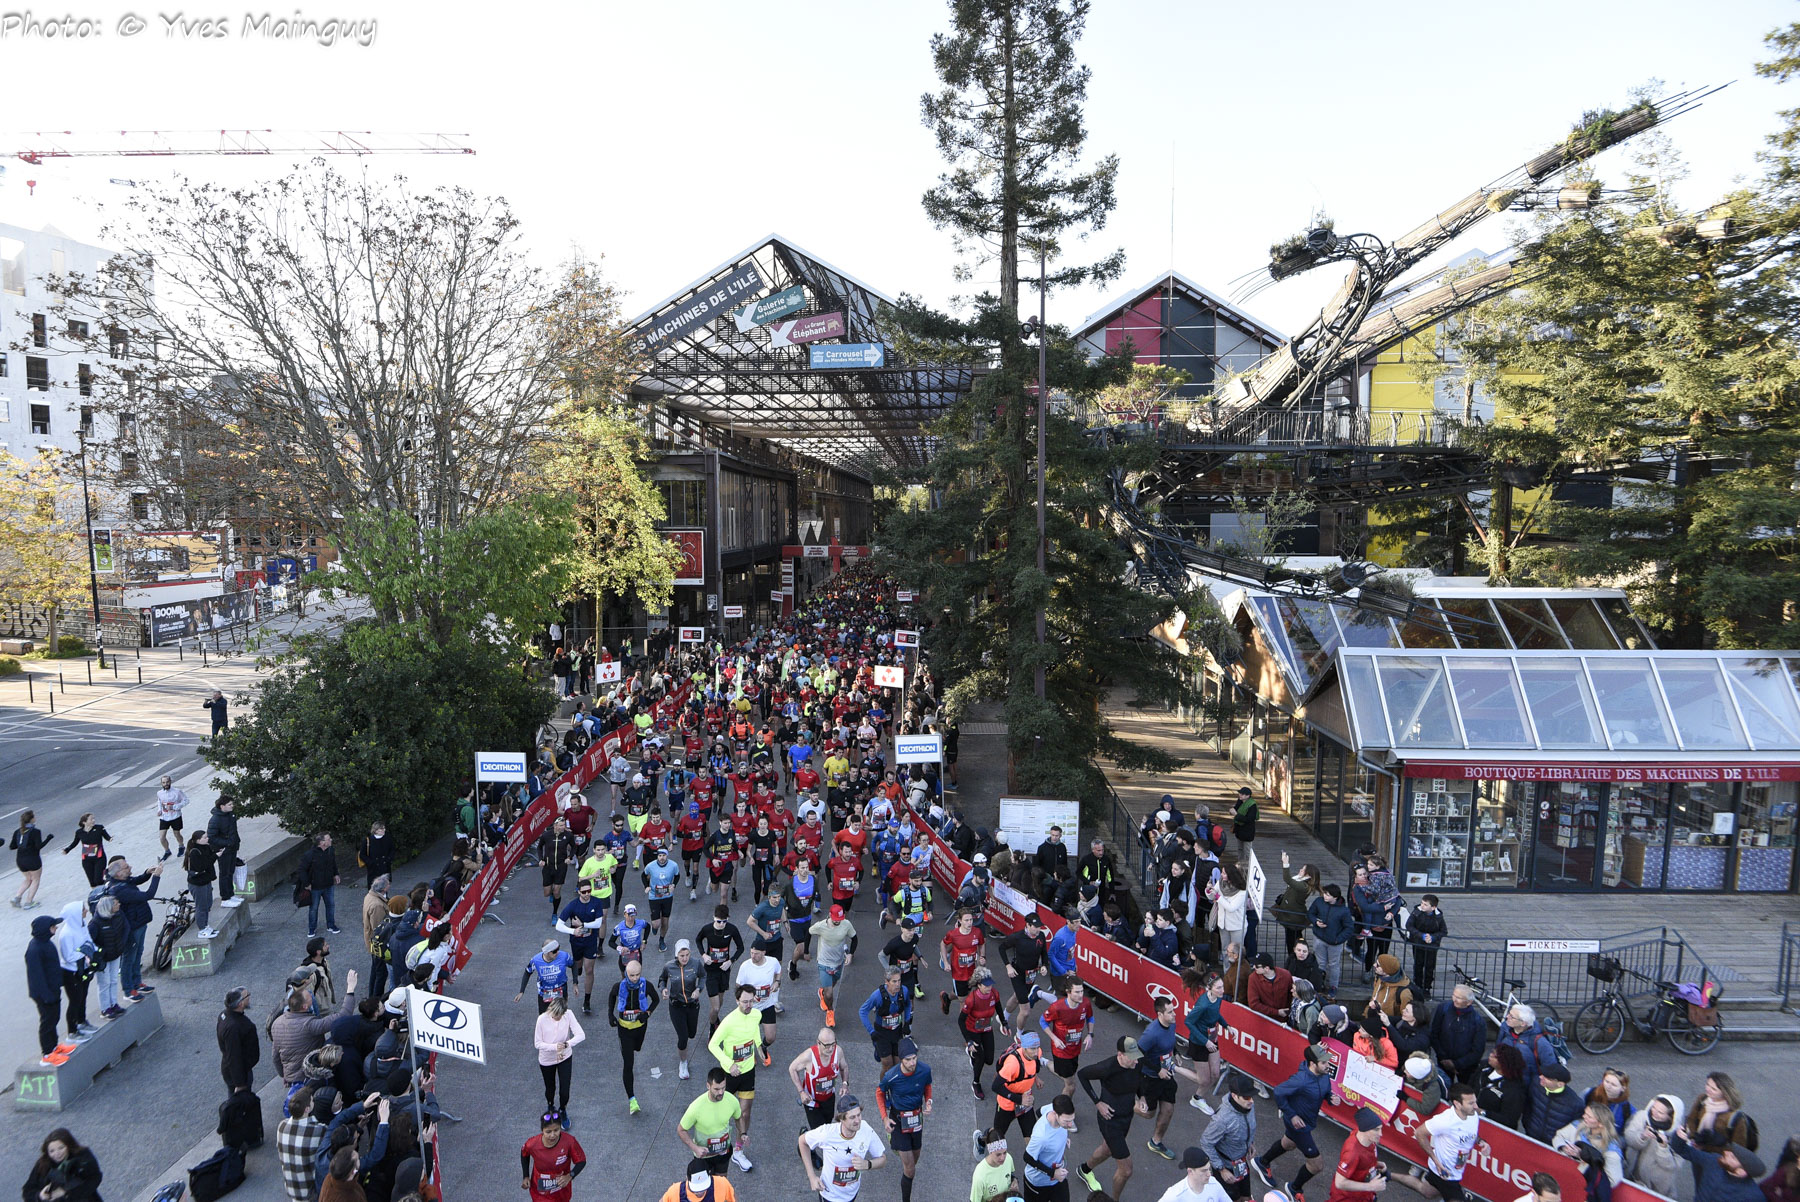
xmin=408 ymin=990 xmax=487 ymax=1065
xmin=474 ymin=751 xmax=527 ymax=783
xmin=894 ymin=732 xmax=943 ymax=764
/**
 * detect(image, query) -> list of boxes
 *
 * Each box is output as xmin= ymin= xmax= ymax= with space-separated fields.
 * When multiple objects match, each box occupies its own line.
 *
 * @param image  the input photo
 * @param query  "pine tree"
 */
xmin=887 ymin=0 xmax=1233 ymax=803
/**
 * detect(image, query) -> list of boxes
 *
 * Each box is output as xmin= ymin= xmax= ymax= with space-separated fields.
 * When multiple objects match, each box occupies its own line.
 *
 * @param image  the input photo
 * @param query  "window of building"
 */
xmin=66 ymin=319 xmax=88 ymax=339
xmin=30 ymin=403 xmax=51 ymax=435
xmin=0 ymin=237 xmax=24 ymax=295
xmin=25 ymin=357 xmax=48 ymax=391
xmin=130 ymin=493 xmax=150 ymax=521
xmin=109 ymin=328 xmax=128 ymax=359
xmin=77 ymin=364 xmax=92 ymax=397
xmin=79 ymin=406 xmax=93 ymax=437
xmin=32 ymin=314 xmax=47 ymax=348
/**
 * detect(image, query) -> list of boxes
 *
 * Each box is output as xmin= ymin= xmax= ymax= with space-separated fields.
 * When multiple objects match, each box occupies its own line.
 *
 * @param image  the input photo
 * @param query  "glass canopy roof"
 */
xmin=1338 ymin=650 xmax=1800 ymax=754
xmin=1247 ymin=591 xmax=1654 ymax=700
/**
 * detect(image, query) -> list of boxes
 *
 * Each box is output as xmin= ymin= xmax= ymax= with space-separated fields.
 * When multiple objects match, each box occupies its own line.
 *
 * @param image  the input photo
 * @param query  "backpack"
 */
xmin=186 ymin=1144 xmax=247 ymax=1201
xmin=370 ymin=914 xmax=401 ymax=963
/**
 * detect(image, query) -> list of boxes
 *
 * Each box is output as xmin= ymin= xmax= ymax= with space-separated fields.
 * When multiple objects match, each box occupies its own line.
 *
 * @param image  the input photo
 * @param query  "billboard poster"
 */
xmin=667 ymin=529 xmax=706 ymax=586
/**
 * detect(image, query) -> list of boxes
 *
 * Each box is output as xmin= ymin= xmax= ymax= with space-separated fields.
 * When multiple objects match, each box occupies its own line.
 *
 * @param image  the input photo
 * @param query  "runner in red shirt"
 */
xmin=827 ymin=846 xmax=861 ymax=911
xmin=938 ymin=909 xmax=986 ymax=1013
xmin=1325 ymin=1108 xmax=1388 ymax=1202
xmin=521 ymin=1116 xmax=587 ymax=1202
xmin=1039 ymin=979 xmax=1094 ymax=1096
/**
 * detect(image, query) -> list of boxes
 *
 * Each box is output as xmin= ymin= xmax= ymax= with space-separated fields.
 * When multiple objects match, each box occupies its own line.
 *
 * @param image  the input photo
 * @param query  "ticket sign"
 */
xmin=723 ymin=605 xmax=745 ymax=619
xmin=678 ymin=626 xmax=704 ymax=644
xmin=894 ymin=629 xmax=920 ymax=648
xmin=874 ymin=665 xmax=904 ymax=689
xmin=596 ymin=660 xmax=622 ymax=684
xmin=408 ymin=990 xmax=487 ymax=1066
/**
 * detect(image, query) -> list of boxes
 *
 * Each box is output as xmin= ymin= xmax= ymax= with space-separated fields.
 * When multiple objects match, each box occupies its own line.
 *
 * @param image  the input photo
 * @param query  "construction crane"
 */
xmin=10 ymin=129 xmax=475 ymax=164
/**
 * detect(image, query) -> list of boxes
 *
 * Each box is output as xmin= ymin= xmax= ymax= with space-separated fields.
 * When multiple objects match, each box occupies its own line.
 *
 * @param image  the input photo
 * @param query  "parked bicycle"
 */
xmin=1572 ymin=956 xmax=1721 ymax=1056
xmin=150 ymin=890 xmax=196 ymax=971
xmin=1451 ymin=963 xmax=1560 ymax=1029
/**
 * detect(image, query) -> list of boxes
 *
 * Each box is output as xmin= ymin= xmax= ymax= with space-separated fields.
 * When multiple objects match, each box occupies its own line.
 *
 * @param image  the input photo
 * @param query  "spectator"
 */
xmin=21 ymin=1129 xmax=103 ymax=1202
xmin=26 ymin=914 xmax=64 ymax=1063
xmin=1476 ymin=1045 xmax=1528 ymax=1131
xmin=1622 ymin=1094 xmax=1683 ymax=1195
xmin=1671 ymin=1129 xmax=1764 ymax=1202
xmin=85 ymin=896 xmax=128 ymax=1020
xmin=1429 ymin=985 xmax=1487 ymax=1085
xmin=301 ymin=832 xmax=344 ymax=937
xmin=219 ymin=985 xmax=260 ymax=1093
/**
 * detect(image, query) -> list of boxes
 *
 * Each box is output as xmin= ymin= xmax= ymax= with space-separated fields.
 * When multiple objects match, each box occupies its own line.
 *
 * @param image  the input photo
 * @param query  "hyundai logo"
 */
xmin=424 ymin=999 xmax=467 ymax=1030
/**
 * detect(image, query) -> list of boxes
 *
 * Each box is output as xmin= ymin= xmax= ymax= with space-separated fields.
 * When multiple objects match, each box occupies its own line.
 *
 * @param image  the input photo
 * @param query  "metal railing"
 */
xmin=1437 ymin=926 xmax=1722 ymax=1012
xmin=1778 ymin=921 xmax=1800 ymax=1014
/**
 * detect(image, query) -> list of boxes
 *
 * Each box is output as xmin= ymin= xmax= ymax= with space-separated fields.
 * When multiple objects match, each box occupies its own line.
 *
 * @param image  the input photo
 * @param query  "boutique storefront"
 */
xmin=1337 ymin=649 xmax=1800 ymax=894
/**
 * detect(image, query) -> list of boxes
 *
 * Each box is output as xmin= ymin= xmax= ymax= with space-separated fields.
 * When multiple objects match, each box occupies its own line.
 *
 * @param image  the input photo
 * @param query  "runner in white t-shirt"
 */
xmin=799 ymin=1096 xmax=887 ymax=1202
xmin=1395 ymin=1083 xmax=1482 ymax=1202
xmin=737 ymin=945 xmax=783 ymax=1061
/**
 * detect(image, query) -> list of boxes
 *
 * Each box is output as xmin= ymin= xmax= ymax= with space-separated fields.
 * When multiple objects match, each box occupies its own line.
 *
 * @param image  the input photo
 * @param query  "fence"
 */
xmin=1779 ymin=921 xmax=1800 ymax=1014
xmin=1433 ymin=926 xmax=1723 ymax=1011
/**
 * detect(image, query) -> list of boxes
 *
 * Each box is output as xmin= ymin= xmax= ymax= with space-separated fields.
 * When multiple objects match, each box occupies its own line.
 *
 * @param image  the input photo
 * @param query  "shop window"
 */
xmin=1470 ymin=780 xmax=1529 ymax=889
xmin=1604 ymin=784 xmax=1668 ymax=889
xmin=1735 ymin=782 xmax=1797 ymax=892
xmin=1666 ymin=782 xmax=1733 ymax=890
xmin=1404 ymin=779 xmax=1472 ymax=890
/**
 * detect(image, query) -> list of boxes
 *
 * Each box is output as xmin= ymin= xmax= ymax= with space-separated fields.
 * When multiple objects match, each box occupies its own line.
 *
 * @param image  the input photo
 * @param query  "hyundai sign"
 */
xmin=408 ymin=990 xmax=487 ymax=1065
xmin=894 ymin=732 xmax=943 ymax=764
xmin=474 ymin=751 xmax=527 ymax=783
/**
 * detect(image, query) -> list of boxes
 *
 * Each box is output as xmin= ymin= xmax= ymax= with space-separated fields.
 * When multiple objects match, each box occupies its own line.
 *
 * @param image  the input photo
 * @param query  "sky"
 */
xmin=1 ymin=0 xmax=1795 ymax=339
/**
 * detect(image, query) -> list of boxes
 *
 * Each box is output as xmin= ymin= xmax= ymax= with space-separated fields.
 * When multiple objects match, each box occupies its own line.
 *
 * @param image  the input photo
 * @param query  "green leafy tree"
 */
xmin=1444 ymin=106 xmax=1800 ymax=647
xmin=203 ymin=628 xmax=552 ymax=854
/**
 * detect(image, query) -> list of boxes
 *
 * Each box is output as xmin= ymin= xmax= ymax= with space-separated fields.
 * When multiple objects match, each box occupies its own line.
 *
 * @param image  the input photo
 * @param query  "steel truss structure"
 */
xmin=626 ymin=234 xmax=978 ymax=471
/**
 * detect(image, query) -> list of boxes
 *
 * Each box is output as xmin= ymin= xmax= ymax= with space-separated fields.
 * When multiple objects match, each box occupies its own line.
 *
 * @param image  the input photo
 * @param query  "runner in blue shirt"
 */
xmin=611 ymin=904 xmax=652 ymax=974
xmin=515 ymin=938 xmax=575 ymax=1013
xmin=556 ymin=879 xmax=608 ymax=1015
xmin=642 ymin=847 xmax=682 ymax=952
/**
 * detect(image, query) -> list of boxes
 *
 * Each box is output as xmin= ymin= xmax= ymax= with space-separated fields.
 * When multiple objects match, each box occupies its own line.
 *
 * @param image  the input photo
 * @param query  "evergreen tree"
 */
xmin=887 ymin=0 xmax=1233 ymax=803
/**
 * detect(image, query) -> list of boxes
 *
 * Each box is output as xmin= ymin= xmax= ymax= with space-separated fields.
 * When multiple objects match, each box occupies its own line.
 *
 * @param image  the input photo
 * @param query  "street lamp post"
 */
xmin=75 ymin=433 xmax=106 ymax=669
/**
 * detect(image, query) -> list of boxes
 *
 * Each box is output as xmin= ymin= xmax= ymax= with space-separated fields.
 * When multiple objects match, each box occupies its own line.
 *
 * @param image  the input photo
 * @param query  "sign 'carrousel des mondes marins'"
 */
xmin=634 ymin=262 xmax=767 ymax=352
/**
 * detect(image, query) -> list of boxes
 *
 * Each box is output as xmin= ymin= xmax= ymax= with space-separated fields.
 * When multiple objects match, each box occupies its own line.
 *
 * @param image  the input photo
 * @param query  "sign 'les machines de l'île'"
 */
xmin=634 ymin=262 xmax=766 ymax=353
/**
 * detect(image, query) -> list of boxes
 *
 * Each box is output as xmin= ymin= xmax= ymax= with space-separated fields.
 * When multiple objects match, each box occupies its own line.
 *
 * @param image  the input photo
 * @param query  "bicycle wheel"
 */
xmin=1665 ymin=1007 xmax=1723 ymax=1055
xmin=1523 ymin=998 xmax=1560 ymax=1025
xmin=152 ymin=923 xmax=178 ymax=971
xmin=1574 ymin=998 xmax=1626 ymax=1054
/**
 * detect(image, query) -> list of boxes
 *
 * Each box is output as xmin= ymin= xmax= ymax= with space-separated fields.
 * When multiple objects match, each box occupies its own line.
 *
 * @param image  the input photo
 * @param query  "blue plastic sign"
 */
xmin=809 ymin=342 xmax=885 ymax=369
xmin=475 ymin=751 xmax=527 ymax=782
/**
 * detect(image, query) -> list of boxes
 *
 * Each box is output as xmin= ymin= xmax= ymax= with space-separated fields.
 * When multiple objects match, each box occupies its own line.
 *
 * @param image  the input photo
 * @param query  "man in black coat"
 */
xmin=218 ymin=985 xmax=259 ymax=1093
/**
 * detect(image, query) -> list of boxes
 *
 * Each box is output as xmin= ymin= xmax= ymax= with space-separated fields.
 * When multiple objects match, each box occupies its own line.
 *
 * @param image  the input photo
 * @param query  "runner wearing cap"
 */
xmin=881 ymin=917 xmax=926 ymax=1002
xmin=876 ymin=1036 xmax=933 ymax=1202
xmin=644 ymin=845 xmax=682 ymax=952
xmin=708 ymin=984 xmax=765 ymax=1172
xmin=1157 ymin=1148 xmax=1233 ymax=1202
xmin=678 ymin=1070 xmax=745 ymax=1179
xmin=859 ymin=968 xmax=914 ymax=1072
xmin=658 ymin=1157 xmax=739 ymax=1202
xmin=789 ymin=1026 xmax=849 ymax=1132
xmin=799 ymin=1095 xmax=887 ymax=1202
xmin=1252 ymin=1044 xmax=1335 ymax=1200
xmin=555 ymin=878 xmax=607 ymax=1017
xmin=1076 ymin=1036 xmax=1147 ymax=1200
xmin=695 ymin=905 xmax=746 ymax=1030
xmin=1023 ymin=1095 xmax=1079 ymax=1202
xmin=815 ymin=906 xmax=858 ymax=1027
xmin=660 ymin=938 xmax=704 ymax=1081
xmin=970 ymin=1134 xmax=1018 ymax=1202
xmin=1040 ymin=980 xmax=1094 ymax=1098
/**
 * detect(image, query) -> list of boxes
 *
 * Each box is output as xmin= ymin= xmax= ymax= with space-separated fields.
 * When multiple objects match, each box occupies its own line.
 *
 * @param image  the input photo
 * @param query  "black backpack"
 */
xmin=187 ymin=1144 xmax=246 ymax=1201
